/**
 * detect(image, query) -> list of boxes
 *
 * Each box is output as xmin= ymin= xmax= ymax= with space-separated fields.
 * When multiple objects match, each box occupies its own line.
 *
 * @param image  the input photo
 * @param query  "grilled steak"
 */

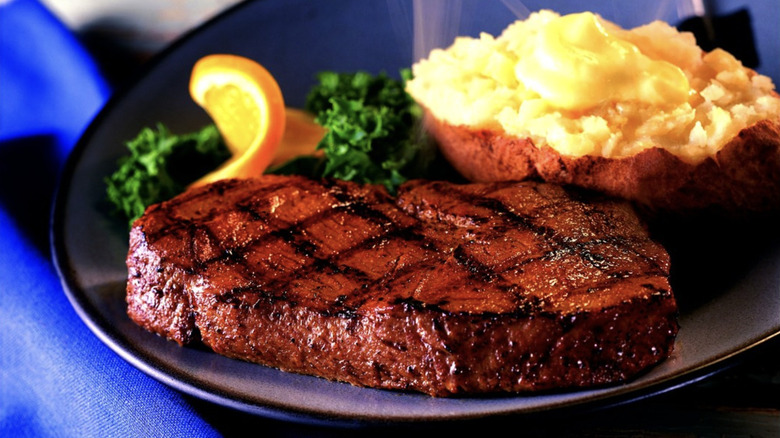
xmin=126 ymin=175 xmax=678 ymax=397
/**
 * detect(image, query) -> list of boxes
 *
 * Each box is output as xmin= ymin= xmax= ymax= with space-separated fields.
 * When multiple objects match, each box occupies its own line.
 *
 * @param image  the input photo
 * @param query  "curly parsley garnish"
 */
xmin=106 ymin=69 xmax=450 ymax=226
xmin=286 ymin=69 xmax=434 ymax=193
xmin=105 ymin=123 xmax=229 ymax=225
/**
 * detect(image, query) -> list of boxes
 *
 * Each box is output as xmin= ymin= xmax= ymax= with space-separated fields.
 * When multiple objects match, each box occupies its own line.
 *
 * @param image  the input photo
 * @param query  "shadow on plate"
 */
xmin=648 ymin=212 xmax=780 ymax=313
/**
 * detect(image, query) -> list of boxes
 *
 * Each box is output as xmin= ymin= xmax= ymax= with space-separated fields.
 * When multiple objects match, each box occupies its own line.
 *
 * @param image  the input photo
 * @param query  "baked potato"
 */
xmin=406 ymin=10 xmax=780 ymax=216
xmin=424 ymin=114 xmax=780 ymax=215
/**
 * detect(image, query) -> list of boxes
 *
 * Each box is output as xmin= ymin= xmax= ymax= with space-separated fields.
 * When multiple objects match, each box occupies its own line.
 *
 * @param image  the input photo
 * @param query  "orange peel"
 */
xmin=272 ymin=108 xmax=327 ymax=167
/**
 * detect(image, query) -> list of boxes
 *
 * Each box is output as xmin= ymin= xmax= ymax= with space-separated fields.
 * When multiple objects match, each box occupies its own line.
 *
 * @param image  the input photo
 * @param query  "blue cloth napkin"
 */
xmin=0 ymin=1 xmax=222 ymax=436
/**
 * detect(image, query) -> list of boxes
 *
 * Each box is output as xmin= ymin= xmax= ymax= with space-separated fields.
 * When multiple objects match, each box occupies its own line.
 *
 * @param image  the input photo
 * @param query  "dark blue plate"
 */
xmin=52 ymin=0 xmax=780 ymax=424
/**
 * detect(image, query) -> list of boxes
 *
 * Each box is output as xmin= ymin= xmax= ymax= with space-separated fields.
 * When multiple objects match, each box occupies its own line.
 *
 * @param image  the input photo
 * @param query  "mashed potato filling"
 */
xmin=406 ymin=10 xmax=780 ymax=163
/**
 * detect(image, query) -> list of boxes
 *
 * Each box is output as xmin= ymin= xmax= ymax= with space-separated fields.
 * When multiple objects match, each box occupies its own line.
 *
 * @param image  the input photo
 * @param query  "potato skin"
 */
xmin=425 ymin=113 xmax=780 ymax=216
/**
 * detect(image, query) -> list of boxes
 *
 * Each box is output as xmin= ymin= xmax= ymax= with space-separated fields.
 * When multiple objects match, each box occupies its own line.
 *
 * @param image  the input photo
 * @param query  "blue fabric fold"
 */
xmin=0 ymin=1 xmax=220 ymax=436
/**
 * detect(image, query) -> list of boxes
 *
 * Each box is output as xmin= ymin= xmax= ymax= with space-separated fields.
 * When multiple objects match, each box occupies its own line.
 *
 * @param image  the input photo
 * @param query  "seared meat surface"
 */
xmin=126 ymin=175 xmax=678 ymax=396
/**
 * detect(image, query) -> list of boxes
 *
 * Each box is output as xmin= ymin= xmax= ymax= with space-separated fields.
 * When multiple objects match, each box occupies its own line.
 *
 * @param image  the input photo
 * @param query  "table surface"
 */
xmin=43 ymin=3 xmax=780 ymax=435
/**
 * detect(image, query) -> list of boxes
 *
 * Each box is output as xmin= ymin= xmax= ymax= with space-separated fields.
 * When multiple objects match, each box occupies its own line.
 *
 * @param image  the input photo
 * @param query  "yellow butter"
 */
xmin=515 ymin=12 xmax=690 ymax=111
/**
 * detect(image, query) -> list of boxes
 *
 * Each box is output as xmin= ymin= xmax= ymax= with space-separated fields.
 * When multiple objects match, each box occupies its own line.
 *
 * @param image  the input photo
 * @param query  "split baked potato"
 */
xmin=406 ymin=10 xmax=780 ymax=216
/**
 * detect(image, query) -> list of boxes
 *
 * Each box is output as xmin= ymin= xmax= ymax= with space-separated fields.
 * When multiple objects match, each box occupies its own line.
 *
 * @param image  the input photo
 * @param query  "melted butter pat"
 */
xmin=515 ymin=12 xmax=691 ymax=111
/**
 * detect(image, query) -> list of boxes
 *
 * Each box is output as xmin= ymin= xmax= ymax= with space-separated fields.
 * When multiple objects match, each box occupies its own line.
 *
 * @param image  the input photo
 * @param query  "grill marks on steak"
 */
xmin=126 ymin=175 xmax=678 ymax=396
xmin=394 ymin=180 xmax=672 ymax=317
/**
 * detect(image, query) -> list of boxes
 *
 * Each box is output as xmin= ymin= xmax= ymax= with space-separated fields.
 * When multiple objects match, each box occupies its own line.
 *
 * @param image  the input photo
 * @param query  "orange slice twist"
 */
xmin=189 ymin=54 xmax=286 ymax=186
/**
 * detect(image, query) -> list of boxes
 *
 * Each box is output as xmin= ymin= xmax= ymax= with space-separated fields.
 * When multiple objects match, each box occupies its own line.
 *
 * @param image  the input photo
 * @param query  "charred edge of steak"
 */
xmin=126 ymin=175 xmax=678 ymax=396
